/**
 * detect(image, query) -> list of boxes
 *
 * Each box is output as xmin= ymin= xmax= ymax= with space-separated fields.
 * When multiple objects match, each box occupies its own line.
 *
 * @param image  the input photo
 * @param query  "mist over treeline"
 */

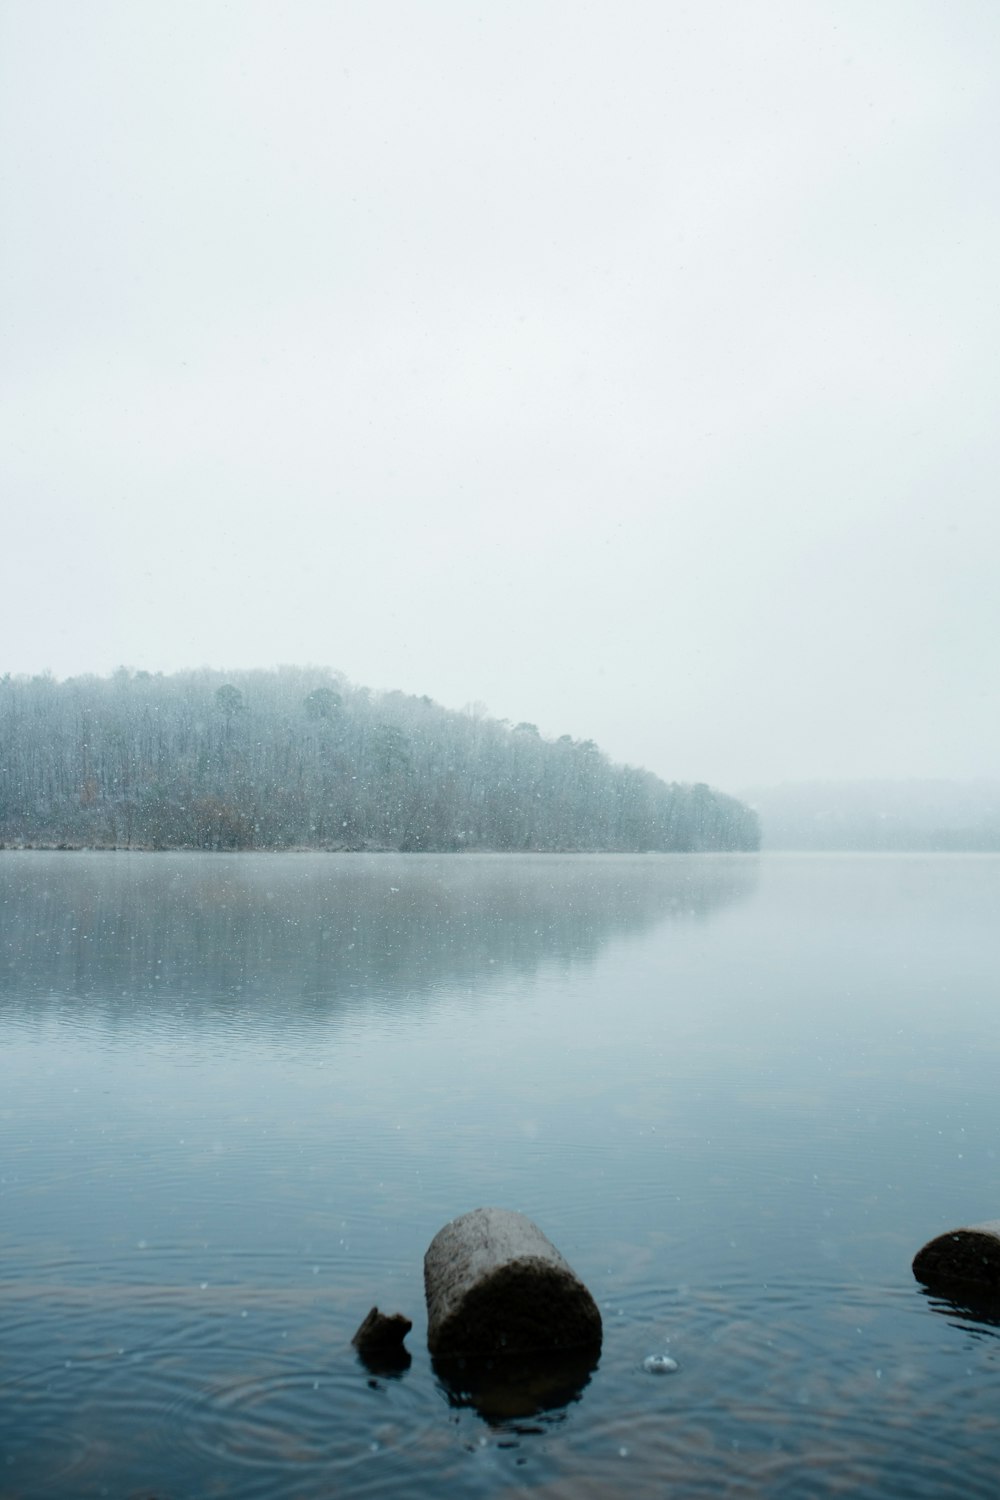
xmin=746 ymin=780 xmax=1000 ymax=851
xmin=0 ymin=667 xmax=759 ymax=853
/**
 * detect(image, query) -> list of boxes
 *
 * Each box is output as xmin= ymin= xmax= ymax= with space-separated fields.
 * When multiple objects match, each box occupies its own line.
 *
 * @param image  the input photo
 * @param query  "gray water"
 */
xmin=1 ymin=851 xmax=999 ymax=1498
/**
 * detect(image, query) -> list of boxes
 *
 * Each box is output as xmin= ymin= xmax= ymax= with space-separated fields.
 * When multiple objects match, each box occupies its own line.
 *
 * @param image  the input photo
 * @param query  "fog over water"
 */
xmin=4 ymin=1 xmax=1000 ymax=787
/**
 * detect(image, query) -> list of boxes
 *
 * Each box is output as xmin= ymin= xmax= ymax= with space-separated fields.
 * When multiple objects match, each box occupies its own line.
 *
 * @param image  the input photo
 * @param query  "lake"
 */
xmin=2 ymin=851 xmax=999 ymax=1498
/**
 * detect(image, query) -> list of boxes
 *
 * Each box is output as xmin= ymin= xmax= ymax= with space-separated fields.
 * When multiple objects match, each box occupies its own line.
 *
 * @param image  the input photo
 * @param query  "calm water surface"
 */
xmin=1 ymin=851 xmax=999 ymax=1498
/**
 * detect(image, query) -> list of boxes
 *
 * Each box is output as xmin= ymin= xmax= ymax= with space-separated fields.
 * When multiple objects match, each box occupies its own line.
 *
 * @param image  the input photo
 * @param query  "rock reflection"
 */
xmin=919 ymin=1287 xmax=1000 ymax=1339
xmin=432 ymin=1344 xmax=600 ymax=1423
xmin=356 ymin=1346 xmax=413 ymax=1379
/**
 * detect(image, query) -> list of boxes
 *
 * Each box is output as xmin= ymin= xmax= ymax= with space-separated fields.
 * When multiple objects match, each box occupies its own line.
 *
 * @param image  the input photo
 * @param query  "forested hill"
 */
xmin=0 ymin=668 xmax=759 ymax=853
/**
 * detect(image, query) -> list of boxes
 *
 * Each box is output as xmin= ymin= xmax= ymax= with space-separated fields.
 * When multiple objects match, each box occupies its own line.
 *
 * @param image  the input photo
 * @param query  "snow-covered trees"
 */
xmin=0 ymin=667 xmax=760 ymax=852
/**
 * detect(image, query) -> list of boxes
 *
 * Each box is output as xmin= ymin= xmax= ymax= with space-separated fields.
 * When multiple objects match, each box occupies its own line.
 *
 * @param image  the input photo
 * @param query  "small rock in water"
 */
xmin=351 ymin=1306 xmax=412 ymax=1353
xmin=643 ymin=1353 xmax=679 ymax=1374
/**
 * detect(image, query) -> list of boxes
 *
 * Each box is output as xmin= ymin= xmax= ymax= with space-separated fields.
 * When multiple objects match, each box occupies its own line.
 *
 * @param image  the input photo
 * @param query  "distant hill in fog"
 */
xmin=0 ymin=666 xmax=759 ymax=853
xmin=744 ymin=779 xmax=1000 ymax=851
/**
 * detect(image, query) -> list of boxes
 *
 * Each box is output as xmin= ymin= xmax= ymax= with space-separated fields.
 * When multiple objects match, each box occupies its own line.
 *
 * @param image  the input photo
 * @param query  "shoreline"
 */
xmin=0 ymin=841 xmax=755 ymax=856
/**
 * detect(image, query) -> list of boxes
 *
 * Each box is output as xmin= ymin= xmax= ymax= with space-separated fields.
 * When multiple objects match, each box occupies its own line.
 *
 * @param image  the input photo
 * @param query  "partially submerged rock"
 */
xmin=424 ymin=1206 xmax=602 ymax=1357
xmin=913 ymin=1220 xmax=1000 ymax=1291
xmin=351 ymin=1306 xmax=412 ymax=1354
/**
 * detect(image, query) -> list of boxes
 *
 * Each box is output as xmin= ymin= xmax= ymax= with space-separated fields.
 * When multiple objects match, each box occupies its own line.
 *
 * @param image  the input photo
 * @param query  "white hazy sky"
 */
xmin=3 ymin=0 xmax=999 ymax=791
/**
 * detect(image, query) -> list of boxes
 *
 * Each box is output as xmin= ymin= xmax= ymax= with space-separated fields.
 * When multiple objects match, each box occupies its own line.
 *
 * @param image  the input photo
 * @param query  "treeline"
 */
xmin=0 ymin=667 xmax=760 ymax=853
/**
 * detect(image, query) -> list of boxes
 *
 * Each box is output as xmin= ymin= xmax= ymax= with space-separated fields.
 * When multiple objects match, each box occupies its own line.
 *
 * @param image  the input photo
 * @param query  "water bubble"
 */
xmin=643 ymin=1354 xmax=679 ymax=1374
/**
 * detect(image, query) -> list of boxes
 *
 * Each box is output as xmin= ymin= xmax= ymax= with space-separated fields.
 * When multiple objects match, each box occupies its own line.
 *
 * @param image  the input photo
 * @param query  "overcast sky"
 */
xmin=3 ymin=1 xmax=999 ymax=791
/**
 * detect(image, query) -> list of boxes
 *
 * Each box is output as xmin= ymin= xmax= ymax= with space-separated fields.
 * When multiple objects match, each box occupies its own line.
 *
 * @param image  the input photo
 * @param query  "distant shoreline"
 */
xmin=5 ymin=842 xmax=997 ymax=856
xmin=0 ymin=842 xmax=759 ymax=856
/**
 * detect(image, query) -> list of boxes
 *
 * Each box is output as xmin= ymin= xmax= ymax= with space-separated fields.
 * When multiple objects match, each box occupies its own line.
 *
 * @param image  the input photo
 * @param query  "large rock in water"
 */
xmin=424 ymin=1207 xmax=602 ymax=1357
xmin=913 ymin=1220 xmax=1000 ymax=1291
